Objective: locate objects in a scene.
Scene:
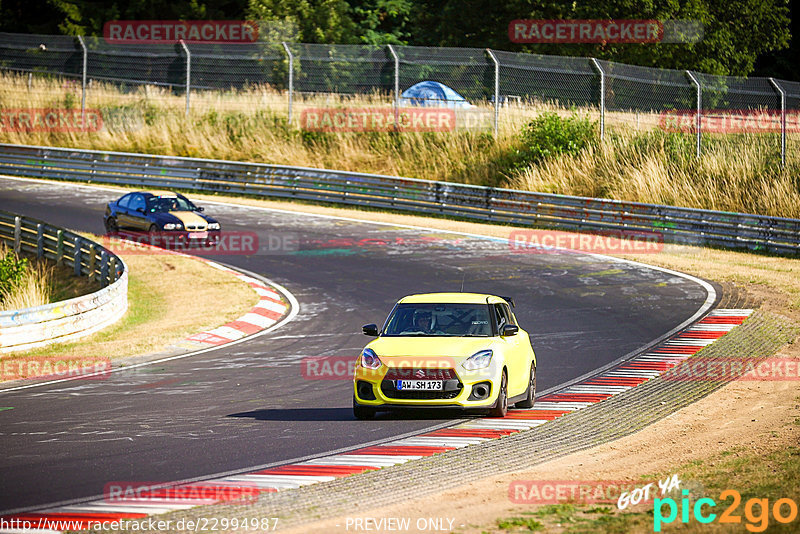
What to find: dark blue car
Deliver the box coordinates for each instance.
[104,190,221,246]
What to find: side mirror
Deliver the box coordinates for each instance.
[196,206,204,212]
[136,207,144,213]
[362,324,379,336]
[502,324,519,336]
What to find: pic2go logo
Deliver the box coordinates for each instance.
[654,490,798,532]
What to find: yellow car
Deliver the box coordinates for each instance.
[353,293,536,419]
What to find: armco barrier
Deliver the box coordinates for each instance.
[0,209,127,353]
[0,143,799,255]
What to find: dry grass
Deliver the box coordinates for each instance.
[509,129,800,218]
[0,247,259,373]
[1,72,797,216]
[0,245,52,310]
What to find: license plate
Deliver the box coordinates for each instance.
[189,231,208,239]
[396,380,443,391]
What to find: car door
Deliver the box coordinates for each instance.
[111,193,132,229]
[125,193,149,231]
[494,302,527,396]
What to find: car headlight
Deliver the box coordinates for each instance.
[360,348,382,370]
[207,222,221,230]
[163,223,183,230]
[461,349,493,370]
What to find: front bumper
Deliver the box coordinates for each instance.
[353,364,501,409]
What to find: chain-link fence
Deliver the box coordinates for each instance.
[0,31,797,164]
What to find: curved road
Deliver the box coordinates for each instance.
[0,177,713,513]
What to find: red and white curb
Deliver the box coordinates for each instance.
[0,309,752,531]
[177,259,289,348]
[110,239,291,350]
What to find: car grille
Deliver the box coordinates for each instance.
[185,224,206,231]
[381,368,461,400]
[383,368,456,380]
[380,383,461,400]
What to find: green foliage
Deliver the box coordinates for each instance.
[496,516,544,531]
[0,252,28,298]
[514,112,597,167]
[0,0,790,78]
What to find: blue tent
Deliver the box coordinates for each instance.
[399,81,474,109]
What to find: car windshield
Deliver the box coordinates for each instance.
[383,303,492,337]
[147,196,196,213]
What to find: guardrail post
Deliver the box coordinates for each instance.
[282,42,294,126]
[486,49,500,138]
[179,40,191,116]
[589,58,606,141]
[109,257,118,283]
[769,78,787,168]
[77,36,87,128]
[55,229,64,265]
[100,251,109,286]
[87,244,97,279]
[36,223,44,258]
[686,70,702,158]
[387,44,400,129]
[13,216,21,255]
[73,237,82,276]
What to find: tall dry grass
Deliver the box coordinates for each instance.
[507,128,800,217]
[0,244,53,311]
[1,72,797,217]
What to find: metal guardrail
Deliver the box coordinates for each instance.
[0,143,798,255]
[0,208,127,353]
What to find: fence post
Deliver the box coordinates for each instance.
[77,36,87,128]
[179,40,190,116]
[36,223,44,258]
[769,78,786,168]
[282,42,294,125]
[686,70,701,159]
[73,237,82,276]
[590,58,605,140]
[13,216,21,255]
[100,251,109,287]
[387,44,400,128]
[486,48,500,137]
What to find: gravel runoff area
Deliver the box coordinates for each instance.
[81,286,800,534]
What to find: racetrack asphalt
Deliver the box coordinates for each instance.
[0,177,713,513]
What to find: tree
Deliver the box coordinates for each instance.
[405,0,791,76]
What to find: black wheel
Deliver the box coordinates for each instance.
[148,224,159,234]
[489,371,508,417]
[516,365,536,408]
[104,216,118,233]
[353,397,376,420]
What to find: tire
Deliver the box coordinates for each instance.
[489,371,508,417]
[353,397,376,420]
[104,216,118,233]
[515,365,536,408]
[148,224,159,234]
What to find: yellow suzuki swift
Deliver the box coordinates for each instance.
[353,293,536,419]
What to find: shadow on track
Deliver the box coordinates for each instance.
[228,407,475,422]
